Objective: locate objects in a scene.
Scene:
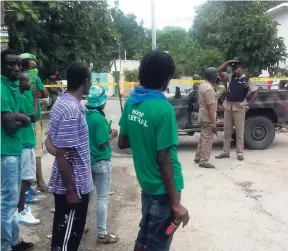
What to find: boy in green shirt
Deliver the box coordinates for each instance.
[1,49,35,251]
[85,86,119,244]
[118,50,189,251]
[21,54,49,193]
[17,73,40,225]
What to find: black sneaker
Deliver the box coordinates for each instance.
[199,163,215,169]
[237,155,244,161]
[11,240,35,251]
[215,153,230,159]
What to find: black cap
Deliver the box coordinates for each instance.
[231,61,242,68]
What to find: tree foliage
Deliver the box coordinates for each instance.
[191,1,287,75]
[123,69,138,82]
[4,0,287,79]
[5,1,142,77]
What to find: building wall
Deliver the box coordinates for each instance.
[273,9,288,68]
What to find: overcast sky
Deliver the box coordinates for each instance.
[108,0,206,30]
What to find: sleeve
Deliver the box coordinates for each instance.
[53,116,80,148]
[118,101,129,136]
[36,76,44,91]
[94,118,110,145]
[204,88,216,105]
[247,79,258,92]
[155,104,178,151]
[1,97,12,113]
[22,96,34,116]
[216,85,226,99]
[222,72,231,83]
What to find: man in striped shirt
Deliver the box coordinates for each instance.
[47,62,93,251]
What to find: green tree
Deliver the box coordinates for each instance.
[157,26,188,52]
[123,69,138,82]
[5,1,118,77]
[110,4,147,60]
[191,1,287,74]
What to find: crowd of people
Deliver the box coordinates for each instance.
[1,47,262,251]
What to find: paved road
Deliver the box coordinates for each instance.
[21,100,288,251]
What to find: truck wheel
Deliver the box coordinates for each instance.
[244,116,275,150]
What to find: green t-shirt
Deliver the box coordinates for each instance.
[119,98,184,195]
[19,94,36,148]
[23,76,44,121]
[85,109,111,166]
[1,75,23,155]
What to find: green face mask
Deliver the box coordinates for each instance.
[25,69,38,88]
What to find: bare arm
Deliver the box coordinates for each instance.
[208,104,216,125]
[39,87,49,99]
[218,60,239,73]
[158,149,179,206]
[158,148,190,226]
[1,112,31,135]
[118,134,130,149]
[45,135,57,156]
[56,148,76,193]
[248,90,258,106]
[29,89,39,123]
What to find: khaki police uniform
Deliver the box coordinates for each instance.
[195,81,217,164]
[222,73,257,156]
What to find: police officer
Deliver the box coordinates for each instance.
[215,60,258,161]
[194,67,218,169]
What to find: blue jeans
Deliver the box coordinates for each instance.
[136,192,181,251]
[91,160,111,237]
[1,155,21,251]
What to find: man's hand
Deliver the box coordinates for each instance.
[212,123,217,135]
[32,89,38,101]
[66,190,82,206]
[228,60,240,64]
[172,203,190,227]
[110,129,118,139]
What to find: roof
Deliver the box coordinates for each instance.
[267,2,288,15]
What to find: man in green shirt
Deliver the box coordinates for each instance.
[1,49,35,251]
[118,50,189,251]
[21,55,49,192]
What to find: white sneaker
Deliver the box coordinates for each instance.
[18,208,40,225]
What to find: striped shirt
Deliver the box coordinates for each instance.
[48,93,94,197]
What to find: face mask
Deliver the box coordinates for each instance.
[25,69,38,88]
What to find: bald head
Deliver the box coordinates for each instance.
[19,72,31,92]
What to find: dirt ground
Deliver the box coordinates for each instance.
[20,117,288,251]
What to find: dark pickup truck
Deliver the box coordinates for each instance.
[167,86,288,150]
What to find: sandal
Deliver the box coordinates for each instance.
[97,234,119,244]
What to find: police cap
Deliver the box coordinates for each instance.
[231,61,242,68]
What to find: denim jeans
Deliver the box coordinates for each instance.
[136,192,181,251]
[1,155,22,251]
[91,160,111,237]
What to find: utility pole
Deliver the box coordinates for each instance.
[151,0,156,50]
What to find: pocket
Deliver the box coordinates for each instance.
[1,156,20,178]
[3,156,18,165]
[93,160,111,174]
[150,195,172,220]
